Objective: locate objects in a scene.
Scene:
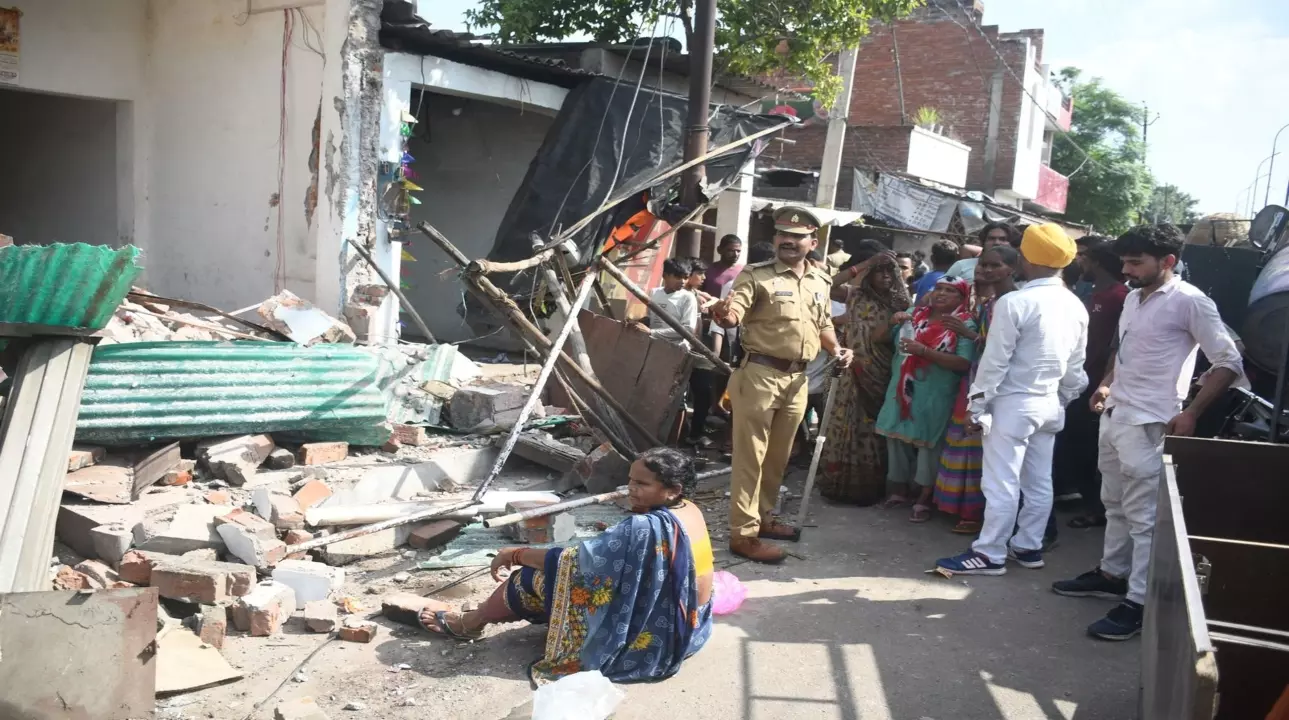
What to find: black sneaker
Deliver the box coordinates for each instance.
[1088,600,1144,641]
[1052,568,1127,599]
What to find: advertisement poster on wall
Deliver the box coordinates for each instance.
[0,7,19,85]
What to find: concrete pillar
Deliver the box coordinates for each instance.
[715,159,755,264]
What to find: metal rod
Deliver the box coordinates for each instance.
[345,237,437,344]
[596,256,733,374]
[418,221,664,447]
[284,499,479,554]
[796,364,840,530]
[473,270,599,502]
[484,487,628,528]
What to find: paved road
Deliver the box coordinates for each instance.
[615,480,1140,720]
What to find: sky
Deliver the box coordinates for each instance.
[420,0,1289,216]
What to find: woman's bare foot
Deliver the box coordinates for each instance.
[417,599,483,640]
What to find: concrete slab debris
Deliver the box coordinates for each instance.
[272,559,344,608]
[274,696,330,720]
[90,523,135,567]
[448,383,539,433]
[57,489,193,559]
[231,580,297,636]
[303,599,338,633]
[320,525,414,566]
[217,522,288,569]
[258,289,356,346]
[198,434,275,486]
[155,625,242,696]
[138,504,236,555]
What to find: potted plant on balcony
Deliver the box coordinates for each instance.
[914,106,942,134]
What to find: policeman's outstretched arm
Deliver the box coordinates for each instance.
[821,327,853,368]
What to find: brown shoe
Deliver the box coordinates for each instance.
[758,519,801,542]
[730,536,786,564]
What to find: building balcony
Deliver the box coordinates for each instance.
[1045,85,1073,132]
[1034,164,1069,214]
[904,125,972,188]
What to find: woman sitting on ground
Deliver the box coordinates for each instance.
[418,447,715,684]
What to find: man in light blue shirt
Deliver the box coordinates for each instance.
[912,239,959,301]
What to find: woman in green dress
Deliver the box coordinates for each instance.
[876,276,976,522]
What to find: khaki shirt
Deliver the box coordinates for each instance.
[725,260,834,362]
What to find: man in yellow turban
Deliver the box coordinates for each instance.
[935,222,1090,578]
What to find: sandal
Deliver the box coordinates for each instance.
[418,607,483,641]
[879,495,910,510]
[909,504,932,523]
[951,519,982,534]
[1068,515,1107,529]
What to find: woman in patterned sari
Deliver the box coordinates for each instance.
[418,447,714,684]
[933,245,1020,533]
[818,251,911,504]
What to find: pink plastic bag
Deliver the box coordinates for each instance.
[711,570,747,615]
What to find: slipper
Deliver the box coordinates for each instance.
[909,504,932,523]
[419,608,483,641]
[951,520,982,534]
[1068,515,1107,529]
[879,495,911,510]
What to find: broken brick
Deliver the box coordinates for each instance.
[291,479,332,512]
[502,500,575,544]
[159,469,192,486]
[297,442,348,466]
[214,507,278,542]
[118,549,167,585]
[391,424,431,447]
[303,599,337,633]
[67,445,106,472]
[74,559,119,587]
[265,447,296,470]
[217,522,288,569]
[338,617,377,643]
[283,529,314,545]
[52,565,94,590]
[407,519,462,550]
[380,439,401,453]
[381,593,433,627]
[197,604,228,649]
[198,434,275,486]
[232,581,296,636]
[150,556,256,604]
[205,490,231,505]
[269,495,305,530]
[90,523,135,567]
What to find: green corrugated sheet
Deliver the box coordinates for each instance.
[0,243,143,331]
[75,342,392,446]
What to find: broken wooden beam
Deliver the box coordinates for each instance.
[511,433,585,474]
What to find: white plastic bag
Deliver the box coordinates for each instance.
[531,671,625,720]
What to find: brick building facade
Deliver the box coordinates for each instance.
[763,1,1071,213]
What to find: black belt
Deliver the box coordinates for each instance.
[745,352,808,374]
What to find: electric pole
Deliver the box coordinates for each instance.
[1138,102,1159,224]
[814,48,859,250]
[677,0,717,258]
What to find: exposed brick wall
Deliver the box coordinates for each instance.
[764,5,1042,201]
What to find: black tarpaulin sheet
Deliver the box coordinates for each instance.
[485,76,787,294]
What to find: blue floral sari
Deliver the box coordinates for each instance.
[504,508,713,684]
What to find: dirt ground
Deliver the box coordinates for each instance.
[159,468,1139,720]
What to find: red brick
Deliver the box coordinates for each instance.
[407,519,462,550]
[283,529,314,545]
[150,557,257,604]
[118,550,166,586]
[291,480,333,512]
[380,439,401,453]
[269,495,305,530]
[67,445,106,472]
[303,599,337,633]
[52,565,92,590]
[74,559,118,587]
[338,618,377,643]
[231,581,296,637]
[391,424,431,447]
[297,442,347,466]
[205,490,231,505]
[197,605,228,649]
[214,507,278,541]
[160,470,192,486]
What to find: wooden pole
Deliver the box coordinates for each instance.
[346,237,437,344]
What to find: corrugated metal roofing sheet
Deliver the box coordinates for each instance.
[75,342,392,446]
[0,243,143,333]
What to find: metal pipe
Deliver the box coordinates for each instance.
[595,256,733,374]
[284,499,479,554]
[483,487,628,528]
[345,237,437,344]
[473,270,599,502]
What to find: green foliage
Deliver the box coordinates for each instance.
[1049,68,1151,235]
[465,0,924,107]
[1145,183,1201,225]
[913,106,941,128]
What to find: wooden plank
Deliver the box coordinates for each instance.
[512,433,584,474]
[130,441,182,500]
[1165,436,1289,545]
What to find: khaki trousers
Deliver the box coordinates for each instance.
[728,361,809,537]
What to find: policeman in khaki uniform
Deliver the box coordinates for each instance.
[711,207,853,563]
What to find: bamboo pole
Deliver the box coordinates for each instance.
[346,237,437,344]
[483,487,628,528]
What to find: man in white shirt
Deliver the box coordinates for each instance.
[935,224,1088,577]
[645,258,698,350]
[1053,224,1243,641]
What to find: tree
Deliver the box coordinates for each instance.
[1145,183,1200,225]
[465,0,923,106]
[1049,68,1151,235]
